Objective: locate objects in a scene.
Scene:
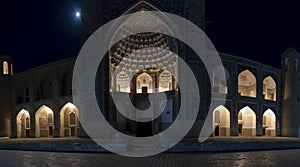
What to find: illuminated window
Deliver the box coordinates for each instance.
[47,112,53,124]
[2,61,9,75]
[69,112,76,126]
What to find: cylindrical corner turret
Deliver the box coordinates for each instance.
[0,54,13,137]
[281,47,300,137]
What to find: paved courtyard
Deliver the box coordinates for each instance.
[0,149,299,167]
[0,136,300,153]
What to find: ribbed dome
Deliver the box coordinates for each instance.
[109,11,177,74]
[110,32,176,72]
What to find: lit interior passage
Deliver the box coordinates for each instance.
[35,105,54,137]
[263,109,276,136]
[238,70,256,98]
[213,66,228,94]
[213,105,230,136]
[16,109,30,138]
[136,72,154,93]
[60,102,79,137]
[263,76,276,101]
[238,106,256,136]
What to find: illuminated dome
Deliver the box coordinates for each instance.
[109,10,178,93]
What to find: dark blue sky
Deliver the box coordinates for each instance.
[0,0,299,72]
[0,0,81,72]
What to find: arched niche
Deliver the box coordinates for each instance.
[238,70,257,98]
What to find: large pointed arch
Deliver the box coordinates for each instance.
[35,105,54,138]
[16,109,30,138]
[238,70,257,98]
[238,106,256,136]
[212,105,230,136]
[60,102,79,137]
[263,109,276,136]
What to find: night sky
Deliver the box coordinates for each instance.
[0,0,299,72]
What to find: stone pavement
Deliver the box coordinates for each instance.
[1,149,300,167]
[0,136,300,153]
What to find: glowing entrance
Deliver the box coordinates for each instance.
[263,109,276,136]
[238,106,256,136]
[35,105,54,138]
[212,105,230,136]
[16,109,30,138]
[60,102,79,137]
[136,72,154,93]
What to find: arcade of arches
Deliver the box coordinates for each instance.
[16,102,79,138]
[212,105,276,137]
[238,70,277,101]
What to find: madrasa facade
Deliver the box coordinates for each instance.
[0,0,299,139]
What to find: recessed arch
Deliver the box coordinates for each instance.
[35,105,54,138]
[213,66,229,94]
[212,105,230,136]
[238,106,256,136]
[263,109,276,136]
[136,72,154,93]
[263,76,276,101]
[116,71,130,93]
[238,70,257,98]
[16,109,30,138]
[159,70,173,92]
[59,102,79,137]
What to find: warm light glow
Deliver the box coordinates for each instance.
[238,70,257,98]
[238,106,256,136]
[16,109,30,138]
[35,105,54,137]
[263,76,276,101]
[3,61,9,75]
[263,109,276,136]
[59,102,79,137]
[213,105,230,136]
[136,72,154,93]
[116,71,130,93]
[159,70,172,92]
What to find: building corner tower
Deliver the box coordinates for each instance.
[0,54,13,137]
[281,47,300,137]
